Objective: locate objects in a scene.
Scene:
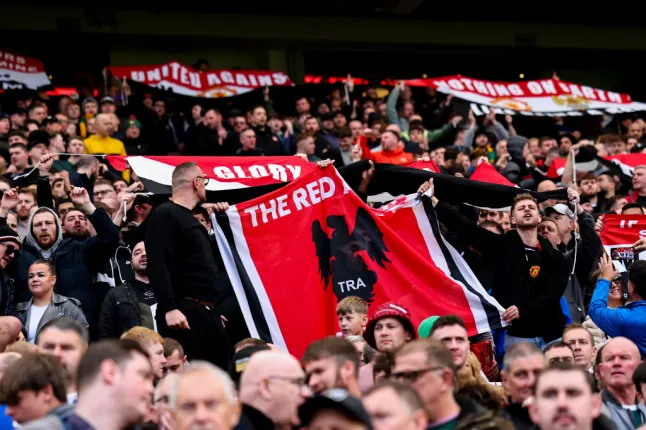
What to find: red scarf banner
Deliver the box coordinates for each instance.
[108,62,294,98]
[404,75,646,116]
[600,214,646,272]
[213,165,506,358]
[108,155,317,193]
[0,50,50,90]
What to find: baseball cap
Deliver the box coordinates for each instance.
[299,389,373,430]
[544,203,575,220]
[364,301,416,349]
[229,345,270,383]
[27,130,50,151]
[101,96,115,105]
[124,119,142,131]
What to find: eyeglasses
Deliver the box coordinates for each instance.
[194,175,210,186]
[267,375,308,390]
[390,366,445,383]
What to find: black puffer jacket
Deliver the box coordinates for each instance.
[98,282,155,339]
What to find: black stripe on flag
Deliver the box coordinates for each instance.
[422,197,504,331]
[215,213,274,344]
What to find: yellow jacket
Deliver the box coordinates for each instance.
[83,135,130,181]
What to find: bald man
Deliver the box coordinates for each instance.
[597,337,646,429]
[238,351,308,429]
[145,161,231,369]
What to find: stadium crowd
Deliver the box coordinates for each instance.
[0,74,643,430]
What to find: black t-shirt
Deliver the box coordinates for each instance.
[132,280,156,306]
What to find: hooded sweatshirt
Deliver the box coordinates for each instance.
[24,207,64,259]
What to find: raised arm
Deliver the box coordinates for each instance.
[418,179,502,255]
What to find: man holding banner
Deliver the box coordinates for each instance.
[423,179,570,350]
[145,161,231,369]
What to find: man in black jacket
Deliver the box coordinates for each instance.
[98,240,156,338]
[420,179,570,349]
[145,162,230,369]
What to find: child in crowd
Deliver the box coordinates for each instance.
[336,296,368,337]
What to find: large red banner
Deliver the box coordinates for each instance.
[108,62,294,98]
[0,50,50,90]
[215,166,505,357]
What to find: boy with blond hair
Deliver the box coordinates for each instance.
[121,326,167,380]
[336,296,369,337]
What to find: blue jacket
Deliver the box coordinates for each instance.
[589,278,646,357]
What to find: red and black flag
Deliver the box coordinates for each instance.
[212,165,506,358]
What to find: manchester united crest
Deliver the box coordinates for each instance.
[529,265,540,278]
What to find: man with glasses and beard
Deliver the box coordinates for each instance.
[302,337,361,397]
[145,162,231,369]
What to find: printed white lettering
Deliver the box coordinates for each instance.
[540,80,557,94]
[244,205,260,227]
[569,85,583,97]
[207,73,222,86]
[448,79,465,91]
[306,181,321,204]
[221,71,234,84]
[581,86,596,99]
[267,164,287,182]
[147,69,161,81]
[508,84,523,96]
[259,199,278,224]
[236,74,250,86]
[473,81,488,95]
[493,84,510,96]
[213,166,235,179]
[286,165,302,179]
[180,67,190,85]
[293,188,310,210]
[608,92,622,103]
[170,62,181,80]
[527,82,543,95]
[258,75,272,86]
[249,165,269,178]
[233,166,248,178]
[319,177,335,200]
[190,72,201,88]
[459,78,474,91]
[276,195,291,217]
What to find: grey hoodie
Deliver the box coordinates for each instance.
[24,207,64,259]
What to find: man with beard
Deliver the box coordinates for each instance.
[0,186,119,323]
[145,162,231,369]
[99,241,157,338]
[422,178,570,350]
[15,189,36,239]
[302,337,361,397]
[61,210,90,241]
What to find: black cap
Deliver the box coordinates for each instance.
[27,130,50,150]
[42,116,60,127]
[0,225,21,249]
[320,111,335,122]
[229,345,270,383]
[299,389,373,429]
